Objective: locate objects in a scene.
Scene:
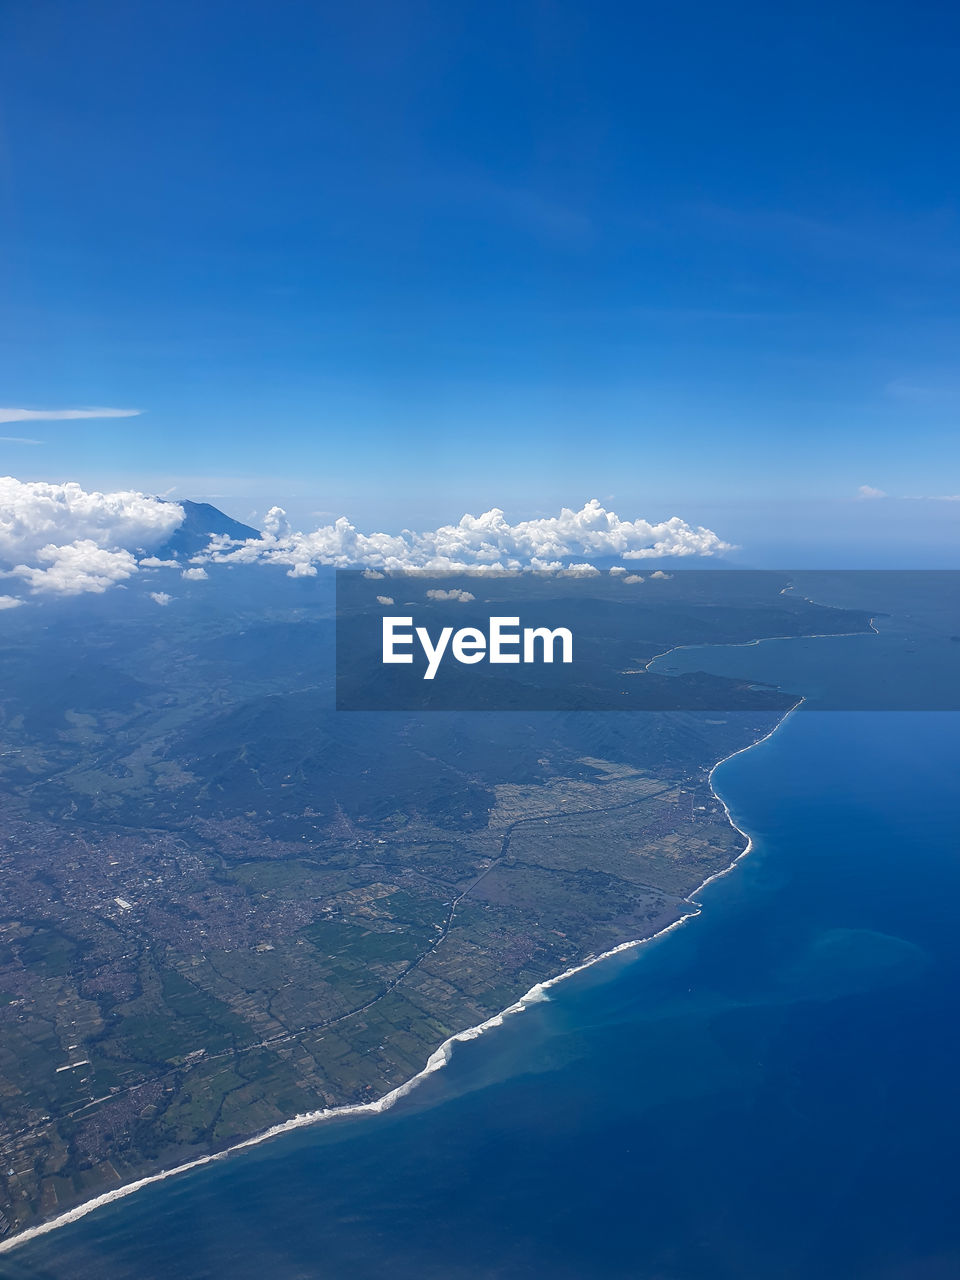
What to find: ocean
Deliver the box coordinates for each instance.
[4,702,959,1279]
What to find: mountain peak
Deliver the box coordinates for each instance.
[159,499,262,559]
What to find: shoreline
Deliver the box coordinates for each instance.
[0,703,800,1257]
[639,616,879,675]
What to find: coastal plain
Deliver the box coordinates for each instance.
[0,570,872,1237]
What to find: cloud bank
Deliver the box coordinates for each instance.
[0,477,184,597]
[0,478,183,565]
[0,481,730,600]
[202,499,731,576]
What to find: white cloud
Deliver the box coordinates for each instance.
[650,570,672,580]
[0,594,23,609]
[376,594,395,605]
[623,574,645,584]
[263,506,290,538]
[0,477,183,565]
[426,587,476,601]
[857,485,887,500]
[0,477,185,596]
[12,541,138,595]
[149,591,173,606]
[202,500,731,575]
[0,485,733,598]
[608,566,627,575]
[0,436,44,445]
[0,408,141,423]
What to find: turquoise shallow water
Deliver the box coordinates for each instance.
[5,706,959,1279]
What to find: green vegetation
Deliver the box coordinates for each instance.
[0,571,874,1237]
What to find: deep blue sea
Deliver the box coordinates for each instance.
[5,704,959,1280]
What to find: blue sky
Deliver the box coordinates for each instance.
[1,0,958,559]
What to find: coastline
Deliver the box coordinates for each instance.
[0,702,800,1257]
[640,616,879,674]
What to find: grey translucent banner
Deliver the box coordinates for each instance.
[335,569,960,711]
